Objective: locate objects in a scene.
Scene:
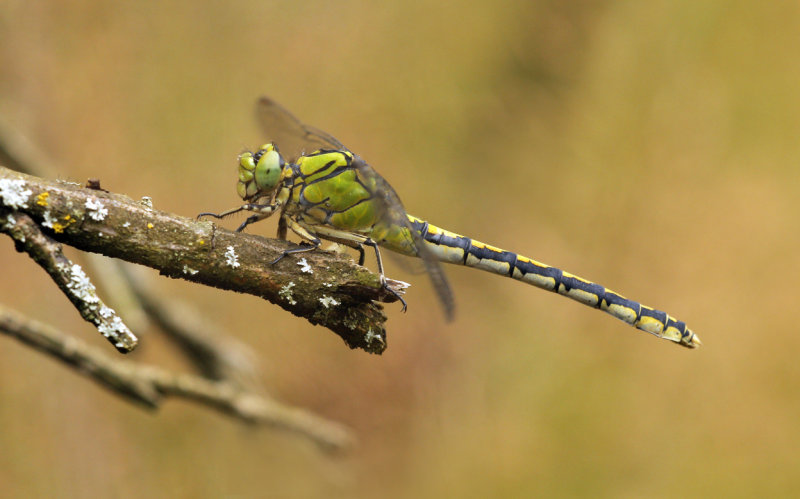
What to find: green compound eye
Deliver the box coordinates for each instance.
[254,146,283,191]
[235,145,284,200]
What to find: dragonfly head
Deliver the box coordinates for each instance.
[236,143,285,200]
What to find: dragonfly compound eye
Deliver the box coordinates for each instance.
[235,144,284,199]
[254,145,283,191]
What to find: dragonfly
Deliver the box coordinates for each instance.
[199,97,701,349]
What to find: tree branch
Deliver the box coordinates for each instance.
[0,304,354,451]
[116,260,262,385]
[0,166,392,354]
[0,211,138,352]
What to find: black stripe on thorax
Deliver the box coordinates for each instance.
[322,196,372,223]
[302,163,354,186]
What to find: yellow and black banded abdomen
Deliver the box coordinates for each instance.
[407,216,700,348]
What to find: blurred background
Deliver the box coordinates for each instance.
[1,0,798,496]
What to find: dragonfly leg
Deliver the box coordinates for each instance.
[197,205,246,220]
[271,216,322,264]
[293,225,366,265]
[198,202,280,232]
[356,245,366,266]
[277,216,288,240]
[270,243,318,265]
[236,213,269,232]
[301,224,407,311]
[320,238,366,265]
[363,238,407,312]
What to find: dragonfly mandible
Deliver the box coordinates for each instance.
[198,97,700,349]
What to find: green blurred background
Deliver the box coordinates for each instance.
[2,0,799,497]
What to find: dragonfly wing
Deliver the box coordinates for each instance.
[352,156,456,321]
[256,96,345,162]
[257,96,455,320]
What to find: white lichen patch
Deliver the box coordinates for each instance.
[297,258,313,274]
[91,301,136,350]
[182,264,199,275]
[0,178,32,208]
[41,210,57,229]
[97,315,127,340]
[2,214,20,240]
[364,328,384,347]
[319,295,340,308]
[64,263,99,303]
[98,305,115,318]
[85,197,108,221]
[139,196,153,209]
[224,246,240,268]
[279,282,297,305]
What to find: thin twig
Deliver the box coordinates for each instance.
[0,166,392,353]
[117,260,262,386]
[0,304,355,451]
[0,210,138,352]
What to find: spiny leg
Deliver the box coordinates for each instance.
[304,224,407,311]
[318,235,366,265]
[198,202,280,232]
[197,205,247,220]
[285,220,367,265]
[236,213,269,232]
[269,242,319,265]
[271,216,323,265]
[363,238,407,312]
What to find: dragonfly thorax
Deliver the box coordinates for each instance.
[236,143,286,200]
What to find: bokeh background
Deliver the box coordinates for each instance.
[1,0,799,497]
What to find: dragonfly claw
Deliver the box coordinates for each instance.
[382,277,410,312]
[196,211,222,220]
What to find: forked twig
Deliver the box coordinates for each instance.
[0,210,138,352]
[0,305,354,451]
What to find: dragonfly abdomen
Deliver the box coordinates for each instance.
[407,215,700,348]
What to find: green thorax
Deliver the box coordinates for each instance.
[285,149,416,255]
[287,153,365,224]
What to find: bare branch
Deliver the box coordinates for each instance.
[0,121,266,379]
[0,166,392,354]
[117,260,262,386]
[0,211,138,352]
[0,304,355,452]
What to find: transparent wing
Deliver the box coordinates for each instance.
[256,96,345,162]
[352,157,455,321]
[256,96,454,320]
[387,251,429,276]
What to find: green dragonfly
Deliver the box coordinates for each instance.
[199,97,700,349]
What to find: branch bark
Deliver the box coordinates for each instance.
[0,166,392,354]
[0,304,354,451]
